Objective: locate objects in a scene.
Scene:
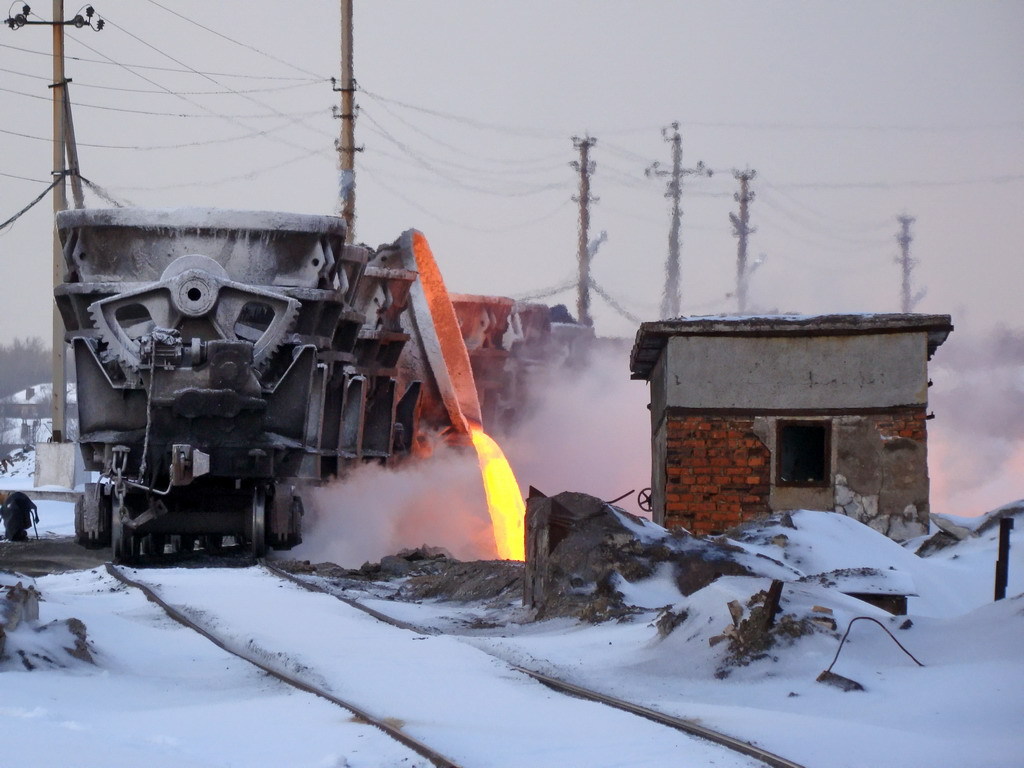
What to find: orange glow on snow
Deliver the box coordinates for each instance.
[469,425,526,561]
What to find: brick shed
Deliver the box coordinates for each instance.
[629,314,953,540]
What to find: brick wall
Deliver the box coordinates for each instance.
[872,407,927,442]
[663,414,771,534]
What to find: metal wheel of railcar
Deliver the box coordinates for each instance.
[251,485,267,559]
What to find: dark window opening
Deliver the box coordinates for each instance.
[777,422,830,486]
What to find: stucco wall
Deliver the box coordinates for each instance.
[661,332,929,410]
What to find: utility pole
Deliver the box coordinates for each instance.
[334,0,357,243]
[571,135,597,327]
[896,214,923,313]
[646,122,711,319]
[5,2,103,442]
[729,169,756,314]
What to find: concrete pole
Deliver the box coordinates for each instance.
[897,215,915,313]
[50,0,67,442]
[572,136,596,327]
[338,0,356,243]
[730,169,756,314]
[662,128,682,319]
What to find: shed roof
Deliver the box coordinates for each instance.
[629,313,953,380]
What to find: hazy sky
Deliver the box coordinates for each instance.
[1,1,1021,513]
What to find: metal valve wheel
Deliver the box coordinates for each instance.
[637,487,653,512]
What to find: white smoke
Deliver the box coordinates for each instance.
[287,337,652,567]
[290,443,496,567]
[928,324,1024,516]
[501,340,652,518]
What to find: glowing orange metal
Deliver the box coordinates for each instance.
[469,425,526,561]
[404,231,525,560]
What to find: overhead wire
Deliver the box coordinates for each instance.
[64,25,328,157]
[0,121,311,151]
[589,278,645,324]
[767,174,1024,190]
[0,40,321,80]
[361,161,574,234]
[115,146,333,191]
[360,108,569,197]
[0,84,325,119]
[0,170,51,184]
[141,0,326,80]
[358,94,570,173]
[760,183,893,232]
[0,62,324,94]
[756,193,895,247]
[92,16,330,139]
[1,175,63,233]
[510,278,577,302]
[359,86,566,140]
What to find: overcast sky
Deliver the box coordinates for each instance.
[1,1,1021,513]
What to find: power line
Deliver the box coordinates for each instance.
[768,174,1024,190]
[361,162,573,234]
[0,84,325,119]
[0,121,318,151]
[760,183,892,232]
[0,63,325,94]
[0,169,50,183]
[0,175,63,233]
[357,93,569,173]
[142,0,325,80]
[113,146,333,191]
[68,27,330,154]
[756,193,895,247]
[511,278,577,302]
[358,86,566,139]
[589,278,644,325]
[0,40,320,80]
[360,109,569,197]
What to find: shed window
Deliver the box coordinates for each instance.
[777,421,830,486]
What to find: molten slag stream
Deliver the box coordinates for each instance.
[468,426,526,561]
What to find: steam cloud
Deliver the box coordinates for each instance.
[291,443,496,567]
[288,323,1022,567]
[928,325,1024,516]
[288,340,652,567]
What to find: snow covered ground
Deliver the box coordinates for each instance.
[2,497,1022,767]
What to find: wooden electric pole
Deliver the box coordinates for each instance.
[730,169,756,314]
[571,135,597,327]
[50,0,68,441]
[5,2,102,442]
[335,0,357,243]
[646,122,711,319]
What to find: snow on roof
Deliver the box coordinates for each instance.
[630,312,954,379]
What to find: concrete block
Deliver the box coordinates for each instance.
[34,442,77,489]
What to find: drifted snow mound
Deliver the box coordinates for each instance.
[528,495,1023,622]
[525,492,786,621]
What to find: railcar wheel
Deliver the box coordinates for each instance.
[251,485,267,559]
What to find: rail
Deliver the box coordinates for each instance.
[262,561,806,768]
[104,563,463,768]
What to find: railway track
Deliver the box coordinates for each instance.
[105,561,805,767]
[262,562,806,768]
[105,563,461,768]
